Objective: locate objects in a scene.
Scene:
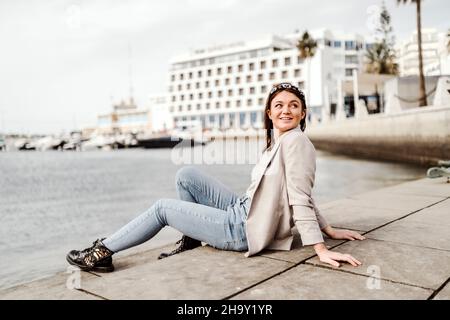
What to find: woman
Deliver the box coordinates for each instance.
[66,82,365,272]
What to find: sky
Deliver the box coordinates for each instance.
[0,0,449,135]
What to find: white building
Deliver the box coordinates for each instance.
[397,28,450,76]
[149,94,172,133]
[97,98,152,135]
[167,29,371,131]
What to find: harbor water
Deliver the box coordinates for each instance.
[0,146,425,290]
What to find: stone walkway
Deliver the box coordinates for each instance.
[1,177,449,300]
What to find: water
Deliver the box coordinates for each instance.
[0,147,425,290]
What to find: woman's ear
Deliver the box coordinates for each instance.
[266,109,272,120]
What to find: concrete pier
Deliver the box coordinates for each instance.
[1,177,449,300]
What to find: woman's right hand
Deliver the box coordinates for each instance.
[313,243,362,268]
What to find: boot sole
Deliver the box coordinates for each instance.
[66,255,115,273]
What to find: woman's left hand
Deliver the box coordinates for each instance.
[324,226,366,241]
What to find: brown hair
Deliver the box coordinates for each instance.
[263,83,307,151]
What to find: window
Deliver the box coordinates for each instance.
[215,79,220,86]
[345,55,358,64]
[269,72,275,80]
[333,41,341,48]
[249,62,255,71]
[187,104,192,111]
[186,83,191,90]
[261,85,267,93]
[284,57,291,66]
[198,70,202,77]
[240,112,246,126]
[179,73,184,80]
[238,88,244,95]
[180,94,184,101]
[272,59,278,67]
[215,102,220,109]
[205,81,209,88]
[227,66,233,73]
[217,67,222,75]
[249,87,255,94]
[345,68,354,76]
[297,56,303,64]
[208,91,212,98]
[246,75,252,83]
[281,70,288,78]
[172,95,176,102]
[235,76,241,84]
[294,69,301,77]
[251,112,257,125]
[236,100,241,107]
[298,81,305,89]
[225,78,230,85]
[196,104,201,110]
[189,94,194,100]
[206,102,210,109]
[171,74,175,81]
[178,105,182,112]
[247,99,252,106]
[207,69,212,76]
[238,64,243,72]
[226,101,230,108]
[188,72,193,79]
[258,98,264,105]
[260,61,266,69]
[178,84,182,90]
[218,90,223,98]
[196,82,200,89]
[345,41,355,50]
[198,93,203,99]
[228,89,233,96]
[257,74,263,81]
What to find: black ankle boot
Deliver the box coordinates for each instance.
[158,235,201,260]
[66,238,115,272]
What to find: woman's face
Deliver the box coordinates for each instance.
[267,90,305,133]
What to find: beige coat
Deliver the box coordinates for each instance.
[245,126,328,257]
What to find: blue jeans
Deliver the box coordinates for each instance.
[103,166,249,253]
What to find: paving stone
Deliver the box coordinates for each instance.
[402,199,450,226]
[319,199,407,231]
[231,264,431,300]
[366,219,450,252]
[259,231,344,263]
[306,238,450,290]
[348,191,441,211]
[80,246,293,300]
[433,282,450,300]
[0,272,100,300]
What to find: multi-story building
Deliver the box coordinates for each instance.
[397,28,450,76]
[167,29,371,131]
[97,98,152,134]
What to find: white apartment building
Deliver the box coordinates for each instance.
[167,30,371,131]
[398,28,450,76]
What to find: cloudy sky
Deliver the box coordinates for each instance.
[0,0,448,134]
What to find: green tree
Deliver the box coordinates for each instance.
[365,3,399,75]
[296,31,317,106]
[397,0,427,106]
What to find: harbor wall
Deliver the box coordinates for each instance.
[307,105,450,166]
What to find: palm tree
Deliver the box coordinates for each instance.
[397,0,427,106]
[365,3,399,75]
[296,31,317,107]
